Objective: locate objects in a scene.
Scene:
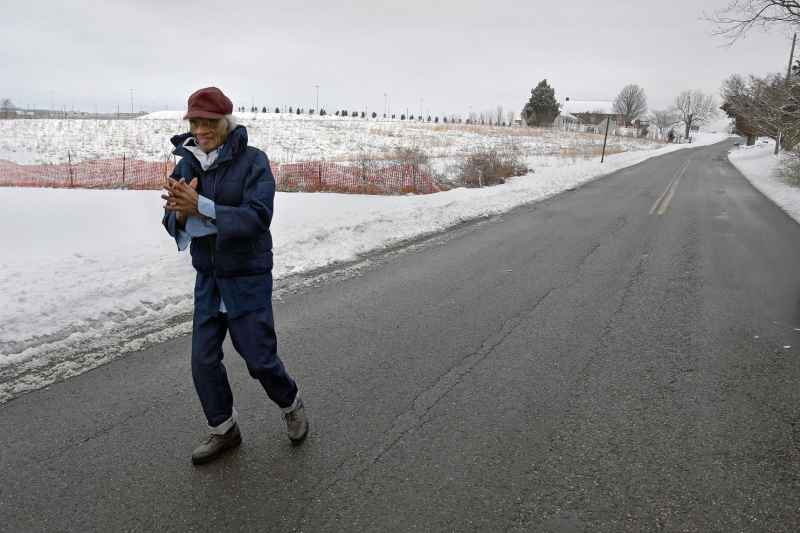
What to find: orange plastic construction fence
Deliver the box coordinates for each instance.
[0,157,443,195]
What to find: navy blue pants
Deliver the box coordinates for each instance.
[191,306,298,427]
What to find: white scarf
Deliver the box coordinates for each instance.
[182,137,221,171]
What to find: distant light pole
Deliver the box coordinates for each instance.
[384,93,387,116]
[130,88,134,114]
[314,84,320,112]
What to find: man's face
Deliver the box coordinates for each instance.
[189,118,227,153]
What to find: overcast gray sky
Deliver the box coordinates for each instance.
[0,0,793,116]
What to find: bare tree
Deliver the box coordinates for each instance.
[709,1,800,42]
[651,109,679,138]
[1,98,15,119]
[495,105,504,126]
[506,110,516,127]
[613,84,648,125]
[722,73,800,151]
[674,90,718,139]
[721,74,761,145]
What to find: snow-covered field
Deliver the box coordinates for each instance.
[728,139,800,221]
[0,130,729,402]
[0,112,666,166]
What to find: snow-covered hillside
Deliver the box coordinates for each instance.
[0,113,668,167]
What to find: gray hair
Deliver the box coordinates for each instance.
[224,114,238,132]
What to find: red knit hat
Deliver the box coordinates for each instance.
[183,87,233,119]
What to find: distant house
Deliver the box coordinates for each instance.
[560,99,623,132]
[553,111,578,129]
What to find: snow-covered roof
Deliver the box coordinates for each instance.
[562,100,615,115]
[138,110,184,120]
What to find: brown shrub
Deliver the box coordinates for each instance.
[782,151,800,187]
[457,144,528,187]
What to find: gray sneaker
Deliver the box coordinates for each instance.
[191,423,242,465]
[283,397,309,444]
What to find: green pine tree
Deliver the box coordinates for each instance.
[522,79,560,126]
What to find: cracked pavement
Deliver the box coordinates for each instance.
[2,140,800,532]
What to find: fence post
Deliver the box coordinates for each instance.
[68,150,74,188]
[164,153,169,187]
[122,153,126,187]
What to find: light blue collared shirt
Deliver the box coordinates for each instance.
[177,195,228,313]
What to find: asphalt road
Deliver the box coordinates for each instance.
[2,140,800,532]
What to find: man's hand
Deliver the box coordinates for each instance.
[162,177,200,223]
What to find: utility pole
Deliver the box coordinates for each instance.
[601,117,611,163]
[777,33,797,155]
[384,93,387,117]
[130,88,134,114]
[314,84,319,112]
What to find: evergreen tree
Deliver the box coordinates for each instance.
[289,106,293,113]
[372,111,377,118]
[296,108,301,115]
[522,79,560,126]
[275,107,280,113]
[262,106,267,113]
[401,114,406,120]
[434,117,439,123]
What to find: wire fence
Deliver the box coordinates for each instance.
[0,156,444,195]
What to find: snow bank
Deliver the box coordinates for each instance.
[728,139,800,222]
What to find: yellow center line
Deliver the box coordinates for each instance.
[650,159,691,216]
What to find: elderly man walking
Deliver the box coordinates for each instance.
[162,86,308,465]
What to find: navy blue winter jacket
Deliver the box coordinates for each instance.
[162,125,276,318]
